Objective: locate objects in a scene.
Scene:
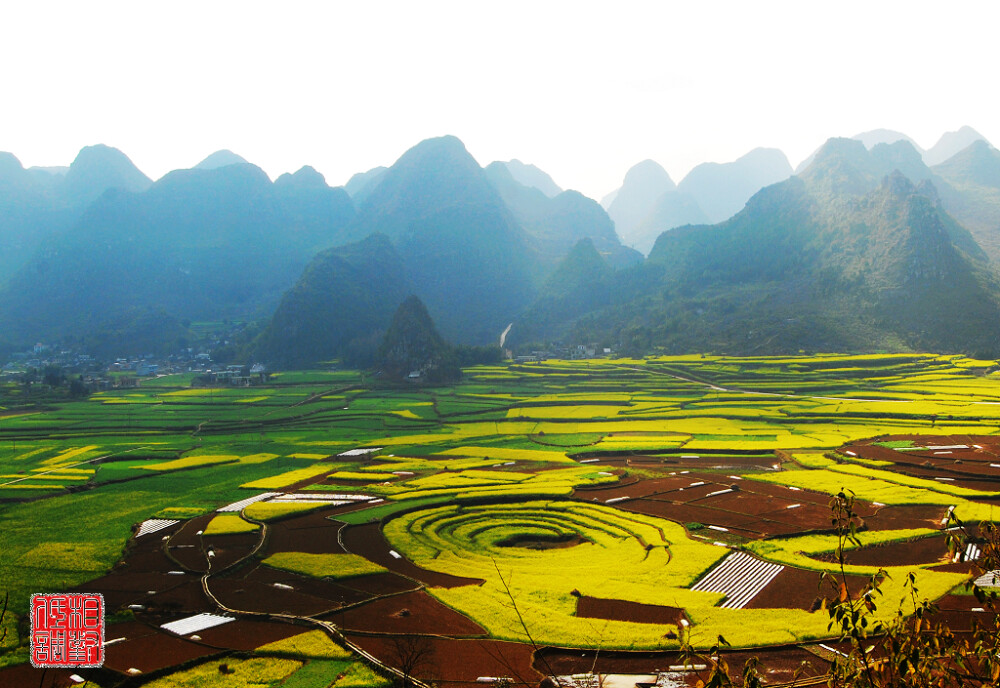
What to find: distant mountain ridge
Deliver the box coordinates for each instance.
[5,130,1000,363]
[498,159,562,197]
[0,159,356,351]
[604,150,792,255]
[677,147,793,224]
[255,137,640,366]
[0,144,152,285]
[515,137,1000,357]
[194,149,250,170]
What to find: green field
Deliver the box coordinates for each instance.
[2,353,1000,680]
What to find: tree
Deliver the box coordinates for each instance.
[387,634,435,688]
[670,491,1000,688]
[820,491,1000,687]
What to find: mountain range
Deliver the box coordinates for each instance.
[2,127,1000,364]
[605,149,793,255]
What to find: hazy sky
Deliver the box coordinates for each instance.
[3,0,998,199]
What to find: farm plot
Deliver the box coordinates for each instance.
[380,500,924,648]
[5,355,1000,683]
[690,551,785,608]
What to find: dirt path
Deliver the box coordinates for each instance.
[193,508,433,688]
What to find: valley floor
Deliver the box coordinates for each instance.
[1,354,999,687]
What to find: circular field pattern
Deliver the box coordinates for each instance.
[383,501,970,649]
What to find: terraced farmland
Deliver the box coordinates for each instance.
[2,354,1000,687]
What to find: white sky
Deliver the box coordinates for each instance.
[2,0,998,200]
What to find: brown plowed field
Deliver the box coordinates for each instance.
[689,490,798,516]
[650,482,728,503]
[584,472,877,537]
[119,547,182,573]
[932,609,995,632]
[575,596,687,626]
[139,579,209,614]
[263,511,348,554]
[193,618,307,650]
[742,567,872,611]
[239,563,378,607]
[935,593,991,611]
[863,505,949,530]
[619,499,842,539]
[728,481,840,508]
[169,513,215,546]
[69,571,192,610]
[845,436,1000,489]
[103,623,219,674]
[338,571,422,596]
[722,647,832,683]
[930,560,981,574]
[341,523,483,588]
[620,500,754,530]
[327,590,486,635]
[208,577,340,616]
[166,542,208,572]
[533,645,827,683]
[347,634,540,687]
[202,532,259,570]
[573,475,699,501]
[837,535,951,567]
[534,647,684,675]
[0,663,95,687]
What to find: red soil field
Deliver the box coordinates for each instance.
[121,546,187,574]
[742,567,872,611]
[534,645,831,684]
[102,622,220,675]
[337,571,421,596]
[863,505,950,530]
[834,535,951,567]
[261,511,349,555]
[689,490,800,516]
[534,647,685,675]
[326,590,486,635]
[201,532,260,570]
[575,596,687,626]
[192,618,307,651]
[238,563,378,607]
[624,500,754,529]
[138,579,210,614]
[574,475,707,501]
[207,577,340,617]
[169,513,215,546]
[0,664,98,688]
[68,571,193,611]
[347,634,541,687]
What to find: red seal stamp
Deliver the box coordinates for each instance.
[30,593,104,668]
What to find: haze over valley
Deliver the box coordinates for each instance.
[3,125,1000,368]
[5,5,1000,688]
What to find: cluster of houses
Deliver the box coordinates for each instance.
[512,344,615,363]
[1,343,268,391]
